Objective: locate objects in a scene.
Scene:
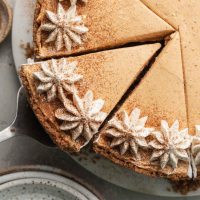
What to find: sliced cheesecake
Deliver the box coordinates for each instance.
[33,0,173,59]
[20,43,161,152]
[94,33,191,180]
[140,0,200,179]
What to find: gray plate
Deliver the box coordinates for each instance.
[0,170,100,200]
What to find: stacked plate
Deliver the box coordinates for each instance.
[0,169,100,200]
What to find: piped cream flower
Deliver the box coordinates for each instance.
[192,125,200,166]
[33,59,82,102]
[41,3,88,51]
[55,90,107,147]
[105,108,153,159]
[149,120,191,169]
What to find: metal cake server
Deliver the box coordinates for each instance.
[0,86,55,147]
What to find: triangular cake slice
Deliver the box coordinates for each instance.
[140,0,181,29]
[33,0,174,59]
[140,0,200,132]
[179,8,200,178]
[94,33,192,180]
[140,0,200,179]
[20,43,161,152]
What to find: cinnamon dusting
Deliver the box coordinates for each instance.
[20,42,34,59]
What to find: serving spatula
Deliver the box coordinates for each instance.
[0,86,55,147]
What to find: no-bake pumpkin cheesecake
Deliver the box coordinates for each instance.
[20,44,160,152]
[20,0,200,180]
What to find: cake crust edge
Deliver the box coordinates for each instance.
[93,141,190,181]
[19,66,83,153]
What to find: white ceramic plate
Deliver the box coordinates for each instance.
[12,0,200,197]
[12,0,35,70]
[69,146,200,197]
[0,170,100,200]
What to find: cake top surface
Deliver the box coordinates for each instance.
[34,0,173,58]
[21,44,160,151]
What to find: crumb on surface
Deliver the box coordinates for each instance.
[170,179,200,195]
[20,42,34,59]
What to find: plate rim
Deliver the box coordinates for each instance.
[0,165,101,200]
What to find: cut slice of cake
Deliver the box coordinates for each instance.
[176,1,200,135]
[179,3,200,179]
[140,0,181,29]
[33,0,174,59]
[20,43,161,152]
[139,0,200,179]
[94,33,192,180]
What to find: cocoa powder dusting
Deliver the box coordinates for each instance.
[20,42,34,59]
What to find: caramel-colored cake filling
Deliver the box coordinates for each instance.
[33,0,173,59]
[20,44,160,152]
[94,33,190,180]
[141,0,200,134]
[137,0,200,179]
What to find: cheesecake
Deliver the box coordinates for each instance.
[94,33,190,180]
[21,0,200,180]
[139,0,200,179]
[20,44,160,152]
